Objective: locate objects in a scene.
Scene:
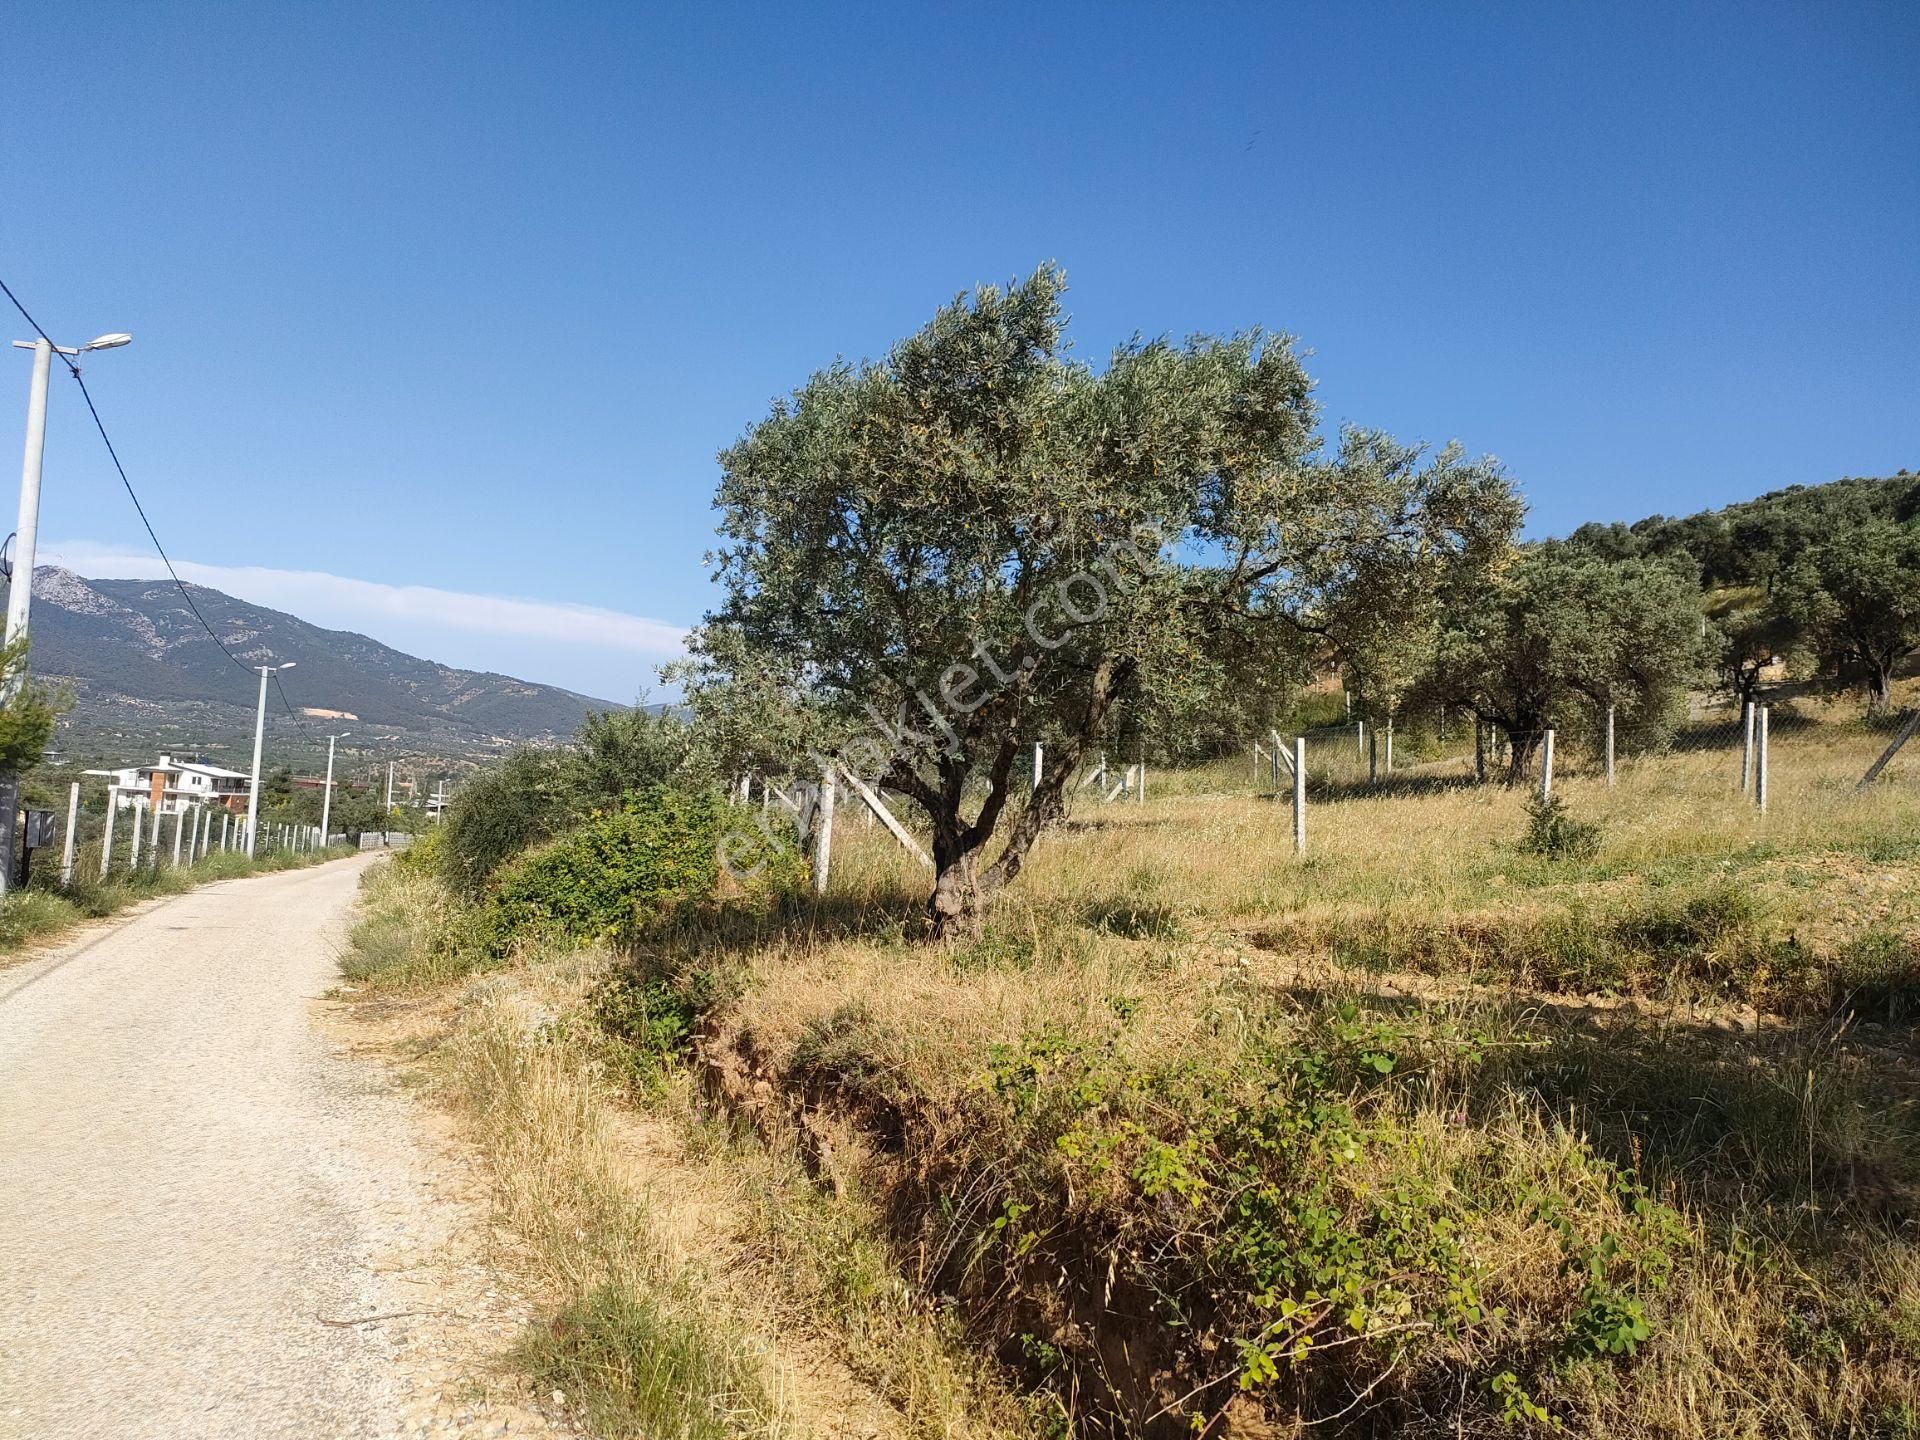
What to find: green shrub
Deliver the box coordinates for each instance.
[394,822,446,877]
[964,1002,1690,1429]
[1522,791,1603,860]
[589,954,738,1090]
[481,787,797,955]
[440,748,567,894]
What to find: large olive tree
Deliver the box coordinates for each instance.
[681,268,1519,931]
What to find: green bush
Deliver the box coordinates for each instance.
[440,748,567,895]
[1522,790,1603,860]
[438,707,695,896]
[480,787,797,955]
[589,953,740,1090]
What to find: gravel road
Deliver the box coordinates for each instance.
[0,856,560,1440]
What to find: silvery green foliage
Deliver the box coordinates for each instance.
[681,266,1521,928]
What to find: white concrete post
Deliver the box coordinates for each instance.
[320,734,341,848]
[1356,719,1365,760]
[1605,705,1616,787]
[812,765,835,896]
[59,781,80,886]
[129,803,143,870]
[220,812,231,852]
[1740,700,1755,793]
[148,803,163,871]
[171,807,185,867]
[1032,742,1043,793]
[245,666,270,857]
[1292,736,1306,855]
[100,795,118,880]
[1755,706,1769,813]
[1540,728,1556,800]
[1384,719,1394,774]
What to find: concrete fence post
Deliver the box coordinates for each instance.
[60,781,80,886]
[148,804,163,872]
[220,812,231,852]
[1384,718,1394,774]
[1292,736,1307,855]
[812,765,835,896]
[1356,719,1365,762]
[129,804,143,870]
[100,797,118,880]
[171,807,185,868]
[1755,706,1770,814]
[1740,700,1755,793]
[1540,728,1556,800]
[1032,742,1043,793]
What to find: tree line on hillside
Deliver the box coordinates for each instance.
[1568,472,1920,713]
[404,269,1918,934]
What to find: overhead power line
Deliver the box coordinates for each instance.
[1,274,278,689]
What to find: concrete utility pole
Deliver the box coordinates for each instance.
[244,661,295,857]
[0,330,130,893]
[320,732,350,848]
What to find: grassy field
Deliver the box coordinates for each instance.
[346,694,1920,1438]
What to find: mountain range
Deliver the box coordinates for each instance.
[11,567,625,768]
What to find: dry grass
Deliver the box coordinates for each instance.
[348,692,1920,1437]
[349,861,1034,1440]
[702,698,1920,1436]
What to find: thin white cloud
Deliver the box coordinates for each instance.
[41,540,689,660]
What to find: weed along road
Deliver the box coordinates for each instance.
[0,855,554,1440]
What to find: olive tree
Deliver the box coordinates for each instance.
[1422,547,1710,782]
[681,268,1520,932]
[1774,520,1920,714]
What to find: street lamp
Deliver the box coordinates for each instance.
[320,731,350,850]
[244,661,294,858]
[2,330,133,893]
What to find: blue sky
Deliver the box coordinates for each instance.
[6,2,1916,703]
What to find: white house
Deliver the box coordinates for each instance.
[86,755,253,816]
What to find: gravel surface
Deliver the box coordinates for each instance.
[0,857,566,1440]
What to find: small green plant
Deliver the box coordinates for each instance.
[1522,791,1602,860]
[589,957,731,1089]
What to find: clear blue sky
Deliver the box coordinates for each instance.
[6,2,1916,702]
